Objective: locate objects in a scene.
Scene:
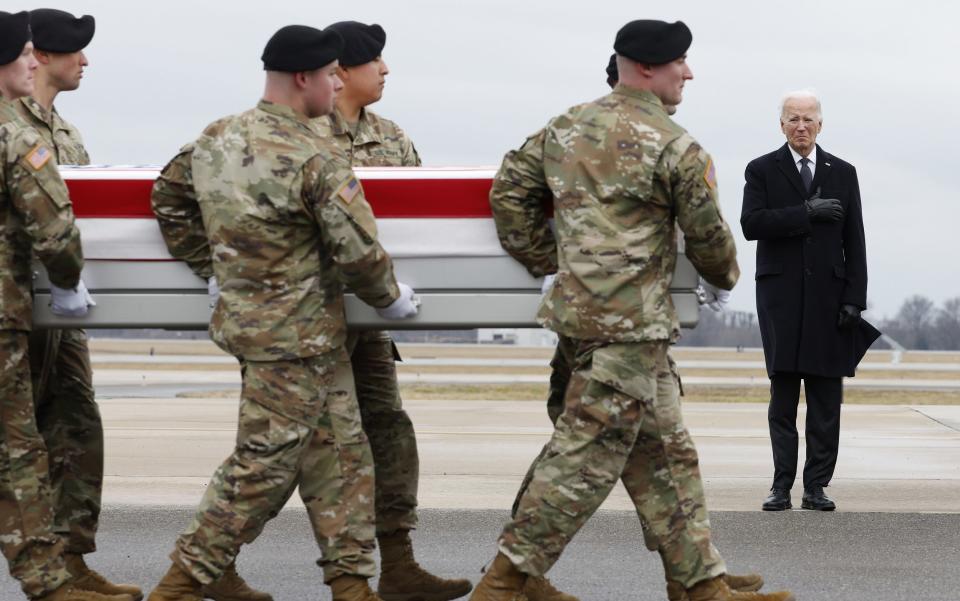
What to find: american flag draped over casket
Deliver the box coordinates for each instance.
[32,167,700,330]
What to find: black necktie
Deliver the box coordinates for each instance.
[799,158,813,194]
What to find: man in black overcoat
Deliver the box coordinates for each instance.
[741,90,880,512]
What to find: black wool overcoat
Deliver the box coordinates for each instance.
[741,143,877,378]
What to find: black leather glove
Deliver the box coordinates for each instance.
[837,304,861,329]
[805,188,844,223]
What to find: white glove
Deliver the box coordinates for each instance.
[207,276,220,309]
[540,273,556,296]
[49,279,96,317]
[698,280,731,312]
[377,282,420,320]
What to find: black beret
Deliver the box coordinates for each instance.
[0,11,31,67]
[30,9,95,53]
[606,53,618,88]
[262,24,343,72]
[328,21,385,67]
[614,20,692,65]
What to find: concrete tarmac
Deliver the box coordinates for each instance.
[1,507,957,601]
[2,355,960,598]
[90,363,960,391]
[95,397,960,512]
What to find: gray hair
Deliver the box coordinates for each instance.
[779,89,822,119]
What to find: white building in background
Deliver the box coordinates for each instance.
[477,328,558,346]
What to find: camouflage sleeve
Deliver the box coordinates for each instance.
[489,127,558,277]
[303,153,400,308]
[151,144,213,279]
[667,136,739,290]
[396,125,421,167]
[6,130,83,289]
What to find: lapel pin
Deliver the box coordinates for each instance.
[825,162,831,166]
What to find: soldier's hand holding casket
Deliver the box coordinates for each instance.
[540,273,556,296]
[207,276,220,309]
[50,279,96,317]
[377,282,420,319]
[699,279,731,312]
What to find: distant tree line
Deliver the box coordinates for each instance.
[677,310,763,348]
[877,295,960,350]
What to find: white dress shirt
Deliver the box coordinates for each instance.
[788,145,817,178]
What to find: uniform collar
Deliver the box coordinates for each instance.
[329,107,383,145]
[611,85,667,112]
[18,96,59,130]
[256,99,314,130]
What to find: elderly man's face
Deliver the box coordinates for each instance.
[780,97,821,156]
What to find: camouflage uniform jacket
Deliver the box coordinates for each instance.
[0,97,84,331]
[489,85,739,343]
[14,96,91,166]
[151,100,401,362]
[313,107,420,167]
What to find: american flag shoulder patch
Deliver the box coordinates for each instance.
[703,158,717,190]
[336,176,361,204]
[25,144,53,171]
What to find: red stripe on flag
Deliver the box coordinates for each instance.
[65,176,503,218]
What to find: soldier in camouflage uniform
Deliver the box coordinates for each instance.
[473,21,795,601]
[0,12,125,601]
[11,11,142,600]
[508,56,763,601]
[146,25,419,601]
[312,21,472,601]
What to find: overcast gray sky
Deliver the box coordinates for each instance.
[11,0,958,320]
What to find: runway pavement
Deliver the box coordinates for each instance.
[2,342,958,598]
[1,507,957,600]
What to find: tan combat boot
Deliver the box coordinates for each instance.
[468,553,528,601]
[146,562,204,601]
[686,576,794,601]
[667,573,765,600]
[723,573,764,593]
[65,554,144,601]
[201,563,273,601]
[377,530,473,601]
[329,575,383,601]
[36,582,135,601]
[522,576,578,601]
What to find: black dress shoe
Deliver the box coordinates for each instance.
[801,486,836,511]
[762,488,792,511]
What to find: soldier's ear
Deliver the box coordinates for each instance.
[32,49,52,65]
[293,71,310,90]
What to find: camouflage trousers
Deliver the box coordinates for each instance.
[512,334,666,552]
[29,328,102,555]
[173,349,377,585]
[500,339,726,588]
[0,330,71,599]
[344,330,419,535]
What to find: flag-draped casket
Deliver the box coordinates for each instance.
[32,167,701,330]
